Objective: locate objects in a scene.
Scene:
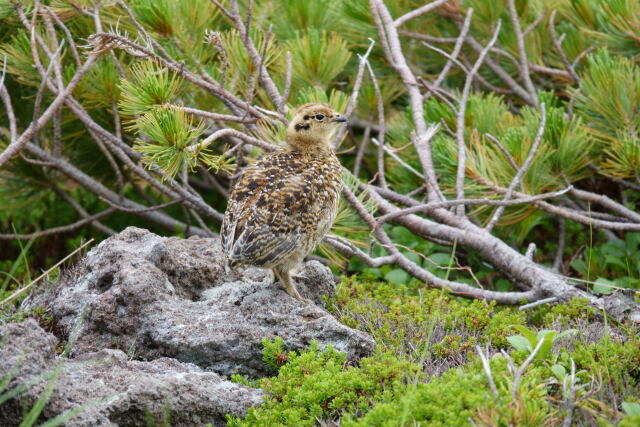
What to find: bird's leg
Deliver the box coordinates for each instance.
[276,268,312,304]
[291,267,306,281]
[271,268,281,284]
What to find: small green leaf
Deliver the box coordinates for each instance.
[593,278,617,295]
[400,251,422,266]
[536,333,556,360]
[385,269,409,285]
[512,325,537,344]
[556,329,578,340]
[429,253,452,266]
[550,364,566,380]
[622,402,640,417]
[506,335,532,352]
[536,329,557,341]
[495,279,512,292]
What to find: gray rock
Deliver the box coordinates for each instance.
[0,319,262,426]
[24,227,375,376]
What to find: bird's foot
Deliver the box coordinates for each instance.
[296,296,314,304]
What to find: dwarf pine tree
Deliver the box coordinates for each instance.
[0,1,639,312]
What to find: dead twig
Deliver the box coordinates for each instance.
[394,0,449,28]
[0,239,95,307]
[549,10,579,83]
[507,0,538,105]
[455,20,503,216]
[486,103,547,231]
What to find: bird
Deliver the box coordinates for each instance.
[221,103,346,303]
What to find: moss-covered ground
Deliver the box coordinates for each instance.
[228,277,640,426]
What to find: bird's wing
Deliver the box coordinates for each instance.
[222,150,340,267]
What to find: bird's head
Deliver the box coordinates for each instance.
[286,103,347,152]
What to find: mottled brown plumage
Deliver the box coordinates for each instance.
[221,103,345,302]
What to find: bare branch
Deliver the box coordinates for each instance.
[400,30,458,43]
[476,346,499,398]
[525,242,536,260]
[571,46,595,69]
[549,10,579,83]
[53,186,115,235]
[455,20,503,216]
[507,0,538,105]
[282,51,293,107]
[376,186,572,227]
[371,0,442,201]
[486,103,546,231]
[462,32,534,105]
[394,0,449,28]
[511,337,546,400]
[365,61,387,189]
[0,239,94,307]
[344,184,539,304]
[0,53,99,168]
[190,128,278,153]
[570,187,640,223]
[523,9,547,38]
[87,32,267,120]
[0,57,17,143]
[324,235,397,268]
[425,8,474,99]
[479,176,640,231]
[100,197,186,214]
[553,218,567,273]
[519,297,559,311]
[44,6,81,67]
[484,133,520,175]
[334,38,376,146]
[24,142,209,236]
[227,0,286,119]
[0,208,116,240]
[529,63,572,80]
[371,136,425,180]
[178,106,257,123]
[353,114,373,177]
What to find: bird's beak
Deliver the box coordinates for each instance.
[332,116,348,123]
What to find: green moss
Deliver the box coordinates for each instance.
[0,306,53,329]
[228,342,422,426]
[327,277,528,362]
[486,309,527,348]
[229,277,638,426]
[261,337,290,372]
[344,356,557,427]
[432,335,476,359]
[567,333,640,387]
[540,298,600,326]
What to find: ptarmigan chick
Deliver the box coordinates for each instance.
[221,103,346,302]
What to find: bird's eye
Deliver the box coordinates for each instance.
[315,114,325,121]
